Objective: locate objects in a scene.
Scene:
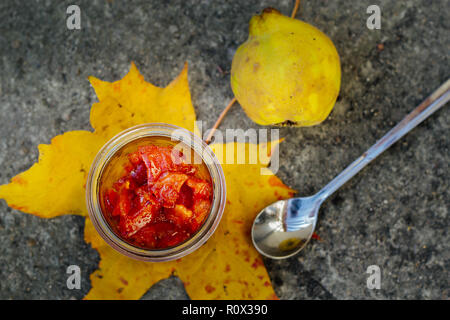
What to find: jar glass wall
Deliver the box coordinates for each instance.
[86,123,226,262]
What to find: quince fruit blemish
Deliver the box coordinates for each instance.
[231,8,341,126]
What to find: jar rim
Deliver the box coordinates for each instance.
[86,123,226,262]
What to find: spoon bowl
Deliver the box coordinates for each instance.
[252,196,321,259]
[251,79,449,259]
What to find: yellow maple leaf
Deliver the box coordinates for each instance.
[0,63,294,300]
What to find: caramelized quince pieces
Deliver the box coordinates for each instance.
[186,178,212,199]
[151,173,189,208]
[192,198,212,226]
[119,197,161,237]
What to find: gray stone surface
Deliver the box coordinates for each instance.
[0,0,448,299]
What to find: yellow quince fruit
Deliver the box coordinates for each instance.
[231,8,341,126]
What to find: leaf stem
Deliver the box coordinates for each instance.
[291,0,301,18]
[205,97,236,144]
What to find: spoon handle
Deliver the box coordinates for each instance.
[317,79,450,202]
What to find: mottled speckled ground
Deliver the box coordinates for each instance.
[0,0,448,299]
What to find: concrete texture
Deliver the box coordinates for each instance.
[0,0,448,299]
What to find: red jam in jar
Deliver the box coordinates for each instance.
[100,138,213,249]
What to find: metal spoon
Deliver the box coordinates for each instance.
[252,79,450,259]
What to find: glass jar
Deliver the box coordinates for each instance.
[86,123,226,262]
